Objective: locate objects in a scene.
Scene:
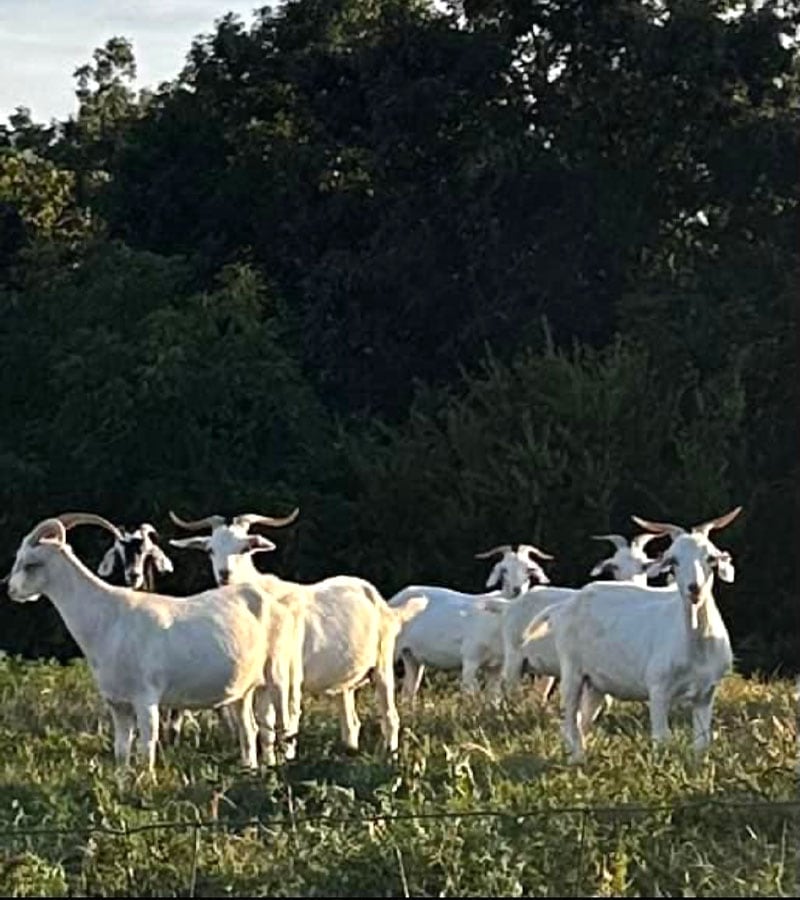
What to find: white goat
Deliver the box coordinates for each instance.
[5,513,305,773]
[526,506,741,762]
[169,509,428,758]
[388,533,662,706]
[588,532,662,585]
[387,543,555,702]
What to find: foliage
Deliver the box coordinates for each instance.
[327,334,785,673]
[0,658,795,896]
[0,0,795,673]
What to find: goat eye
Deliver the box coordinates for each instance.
[23,561,42,571]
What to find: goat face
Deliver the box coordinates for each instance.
[590,546,651,583]
[7,520,67,603]
[589,533,660,584]
[170,524,276,586]
[98,525,173,589]
[646,533,735,603]
[486,546,551,596]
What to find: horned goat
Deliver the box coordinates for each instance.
[97,523,174,591]
[169,509,428,758]
[588,532,662,585]
[526,506,741,762]
[5,513,304,773]
[386,543,554,703]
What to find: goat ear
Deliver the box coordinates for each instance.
[529,565,550,585]
[589,559,610,577]
[247,535,276,554]
[169,537,210,552]
[151,546,174,573]
[485,562,502,589]
[714,552,736,583]
[646,555,670,578]
[97,548,116,577]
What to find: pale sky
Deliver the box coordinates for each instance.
[0,1,263,125]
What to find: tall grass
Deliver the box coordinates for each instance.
[0,657,795,896]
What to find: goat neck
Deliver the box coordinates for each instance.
[34,546,131,663]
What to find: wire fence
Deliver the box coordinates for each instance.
[0,797,798,841]
[1,798,796,897]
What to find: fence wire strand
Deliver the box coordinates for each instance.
[0,798,796,841]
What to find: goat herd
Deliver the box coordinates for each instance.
[3,503,742,772]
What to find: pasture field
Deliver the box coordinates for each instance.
[0,656,795,897]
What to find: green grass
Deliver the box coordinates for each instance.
[0,657,796,896]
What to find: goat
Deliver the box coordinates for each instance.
[386,543,555,703]
[5,513,304,773]
[97,523,174,591]
[526,506,741,762]
[390,532,661,707]
[169,509,428,758]
[588,532,661,585]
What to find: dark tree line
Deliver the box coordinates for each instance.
[0,0,796,674]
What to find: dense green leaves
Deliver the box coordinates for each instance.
[0,0,795,672]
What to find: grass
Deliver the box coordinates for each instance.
[0,656,796,896]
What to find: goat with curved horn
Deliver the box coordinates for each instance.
[169,510,227,532]
[233,509,300,530]
[7,512,305,774]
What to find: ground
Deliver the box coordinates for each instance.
[0,657,795,896]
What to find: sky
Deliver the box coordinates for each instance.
[0,1,263,125]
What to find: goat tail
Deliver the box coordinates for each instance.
[388,593,429,626]
[361,581,389,609]
[524,608,553,643]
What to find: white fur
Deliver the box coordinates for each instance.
[386,545,551,702]
[170,517,428,756]
[96,522,194,746]
[588,532,660,585]
[530,509,740,762]
[388,532,661,705]
[504,532,662,698]
[7,516,304,773]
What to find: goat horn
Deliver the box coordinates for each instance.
[591,534,628,551]
[630,515,685,538]
[57,513,123,541]
[691,505,743,537]
[232,508,300,530]
[520,543,555,561]
[28,518,68,546]
[168,510,226,531]
[474,544,513,560]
